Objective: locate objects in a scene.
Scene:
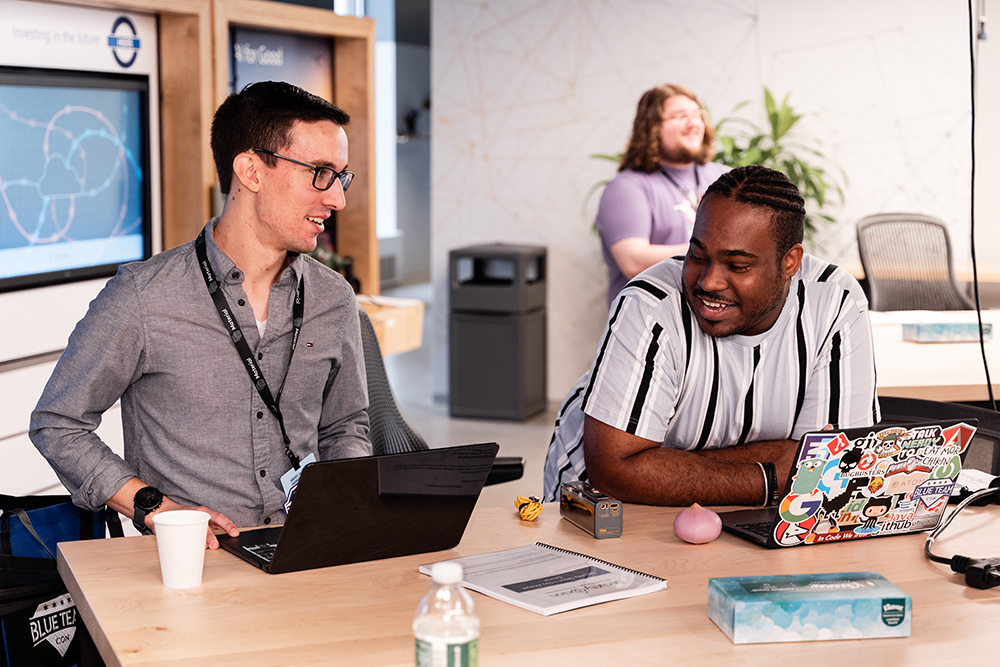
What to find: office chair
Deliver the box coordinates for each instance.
[856,213,974,312]
[357,306,524,485]
[877,396,1000,475]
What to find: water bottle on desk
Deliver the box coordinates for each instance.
[413,562,479,666]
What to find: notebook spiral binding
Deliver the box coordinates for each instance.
[535,542,666,582]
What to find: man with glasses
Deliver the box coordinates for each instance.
[31,81,371,548]
[597,83,730,307]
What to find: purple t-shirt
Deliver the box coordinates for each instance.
[596,162,730,306]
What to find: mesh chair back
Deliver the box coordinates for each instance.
[356,305,525,485]
[856,213,973,311]
[357,307,429,456]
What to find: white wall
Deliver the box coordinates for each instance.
[375,39,399,240]
[974,4,1000,269]
[431,0,979,402]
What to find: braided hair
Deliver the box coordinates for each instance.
[702,165,805,257]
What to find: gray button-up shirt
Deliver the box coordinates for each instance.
[29,220,371,527]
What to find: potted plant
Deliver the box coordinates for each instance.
[713,87,845,243]
[311,230,361,293]
[585,87,845,245]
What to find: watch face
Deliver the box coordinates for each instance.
[134,486,163,511]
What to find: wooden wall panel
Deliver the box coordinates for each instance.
[333,34,378,295]
[213,0,378,294]
[159,12,213,248]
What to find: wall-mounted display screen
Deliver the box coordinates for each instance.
[0,66,151,292]
[229,27,333,100]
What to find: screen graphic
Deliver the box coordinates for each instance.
[0,68,150,291]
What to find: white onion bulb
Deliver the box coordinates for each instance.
[672,503,723,544]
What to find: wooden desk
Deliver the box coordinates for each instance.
[58,503,1000,666]
[871,311,1000,401]
[844,258,1000,285]
[358,295,424,356]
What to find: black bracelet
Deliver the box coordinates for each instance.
[764,462,780,507]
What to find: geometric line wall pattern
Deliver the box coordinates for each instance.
[432,0,972,400]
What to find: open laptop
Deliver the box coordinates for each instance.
[720,420,977,548]
[218,442,499,573]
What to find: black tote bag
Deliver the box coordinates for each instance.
[0,494,122,667]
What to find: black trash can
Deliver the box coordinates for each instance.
[449,243,547,420]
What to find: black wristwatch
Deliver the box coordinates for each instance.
[133,486,164,535]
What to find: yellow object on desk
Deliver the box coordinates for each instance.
[358,295,424,356]
[515,496,543,521]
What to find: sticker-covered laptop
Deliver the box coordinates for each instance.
[719,420,977,548]
[218,442,499,573]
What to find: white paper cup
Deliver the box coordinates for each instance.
[152,510,211,588]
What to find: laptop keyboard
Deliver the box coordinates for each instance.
[735,521,772,538]
[244,542,279,563]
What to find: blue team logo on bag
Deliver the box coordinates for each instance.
[29,593,77,658]
[108,16,141,68]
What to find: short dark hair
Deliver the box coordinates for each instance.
[210,81,351,195]
[702,165,805,256]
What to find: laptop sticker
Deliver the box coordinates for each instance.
[772,423,975,547]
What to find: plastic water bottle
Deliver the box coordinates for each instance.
[413,562,479,667]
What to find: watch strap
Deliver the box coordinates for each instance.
[132,507,154,535]
[132,487,164,535]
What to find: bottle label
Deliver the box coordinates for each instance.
[415,637,478,667]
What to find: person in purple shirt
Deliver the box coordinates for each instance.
[597,83,730,307]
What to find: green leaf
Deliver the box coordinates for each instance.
[589,85,846,252]
[581,178,611,220]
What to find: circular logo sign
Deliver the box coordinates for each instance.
[108,16,141,68]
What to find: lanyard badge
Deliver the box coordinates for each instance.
[195,229,305,470]
[280,453,317,514]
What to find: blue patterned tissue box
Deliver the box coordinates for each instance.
[902,322,992,343]
[708,572,911,644]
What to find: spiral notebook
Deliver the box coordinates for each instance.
[419,542,666,616]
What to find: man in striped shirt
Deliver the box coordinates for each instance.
[543,165,879,505]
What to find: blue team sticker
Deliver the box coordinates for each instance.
[911,478,955,509]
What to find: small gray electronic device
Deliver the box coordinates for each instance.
[559,481,622,539]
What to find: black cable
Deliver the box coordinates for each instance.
[969,0,996,410]
[924,484,1000,589]
[924,487,996,563]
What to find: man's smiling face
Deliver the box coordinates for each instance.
[254,119,349,255]
[682,193,802,338]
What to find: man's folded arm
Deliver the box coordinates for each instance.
[29,269,147,511]
[609,237,689,281]
[582,415,797,506]
[697,439,800,483]
[317,408,371,459]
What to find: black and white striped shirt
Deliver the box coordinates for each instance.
[542,254,879,501]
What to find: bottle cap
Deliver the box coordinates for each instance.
[431,562,463,584]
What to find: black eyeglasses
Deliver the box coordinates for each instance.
[250,148,354,192]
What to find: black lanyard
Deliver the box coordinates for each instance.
[657,164,701,202]
[195,229,304,469]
